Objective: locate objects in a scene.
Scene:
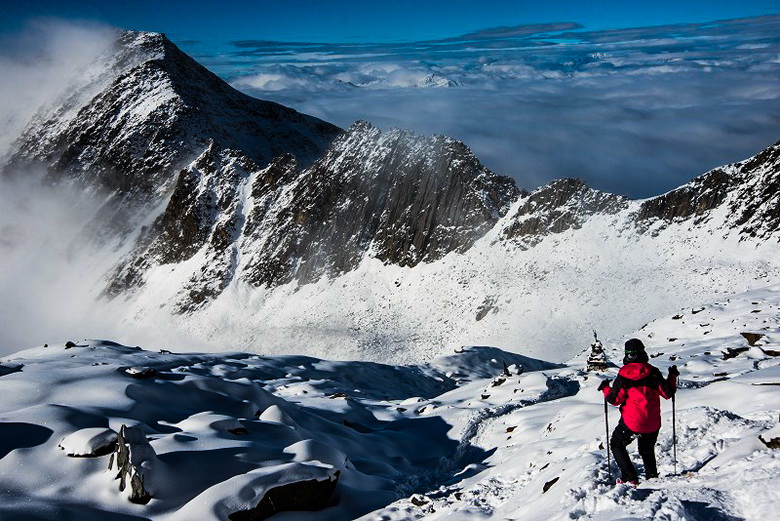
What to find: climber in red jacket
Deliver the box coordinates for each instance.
[598,338,679,484]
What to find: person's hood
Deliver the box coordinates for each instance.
[620,362,653,380]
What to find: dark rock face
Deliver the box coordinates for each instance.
[240,122,520,286]
[106,123,521,311]
[636,169,732,226]
[228,472,339,521]
[502,178,627,245]
[0,364,23,377]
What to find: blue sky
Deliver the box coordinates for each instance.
[4,0,779,43]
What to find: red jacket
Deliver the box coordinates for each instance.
[602,362,676,433]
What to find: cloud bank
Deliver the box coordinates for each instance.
[187,15,780,198]
[0,20,119,355]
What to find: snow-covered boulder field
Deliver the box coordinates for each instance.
[1,285,779,520]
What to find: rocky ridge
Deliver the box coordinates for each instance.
[107,122,521,311]
[3,30,780,325]
[2,31,341,240]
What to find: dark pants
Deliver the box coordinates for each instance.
[610,420,659,482]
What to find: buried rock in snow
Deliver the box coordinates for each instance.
[740,332,765,346]
[175,462,340,521]
[108,425,155,504]
[229,470,340,521]
[59,428,117,457]
[759,425,780,449]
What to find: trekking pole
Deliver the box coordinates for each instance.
[672,392,677,475]
[604,396,611,480]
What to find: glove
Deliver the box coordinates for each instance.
[668,365,680,377]
[597,379,610,391]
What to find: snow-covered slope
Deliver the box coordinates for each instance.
[99,139,780,364]
[1,287,777,520]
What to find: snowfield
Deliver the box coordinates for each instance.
[1,284,778,520]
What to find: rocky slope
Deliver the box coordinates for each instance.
[636,140,780,239]
[106,122,520,311]
[2,30,780,362]
[2,31,341,239]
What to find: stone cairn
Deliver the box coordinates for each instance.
[586,331,608,372]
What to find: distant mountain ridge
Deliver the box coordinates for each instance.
[2,30,780,361]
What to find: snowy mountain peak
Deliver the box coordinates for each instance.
[3,30,341,240]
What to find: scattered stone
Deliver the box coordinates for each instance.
[741,332,765,346]
[506,426,516,433]
[476,297,497,321]
[759,435,780,449]
[122,367,158,379]
[672,314,684,320]
[722,347,750,360]
[108,425,155,504]
[481,393,491,400]
[0,364,23,377]
[491,376,507,387]
[228,471,339,521]
[411,494,429,506]
[759,347,780,357]
[65,341,77,349]
[328,392,347,399]
[543,476,560,493]
[691,307,705,314]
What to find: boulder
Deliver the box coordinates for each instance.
[741,332,765,346]
[108,425,155,504]
[228,471,339,521]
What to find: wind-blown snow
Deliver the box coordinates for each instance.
[0,285,778,520]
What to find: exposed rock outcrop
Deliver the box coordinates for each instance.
[228,471,340,521]
[501,178,627,246]
[106,122,521,311]
[108,425,155,504]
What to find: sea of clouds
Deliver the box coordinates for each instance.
[183,16,780,198]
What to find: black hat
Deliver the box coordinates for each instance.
[623,338,648,364]
[624,338,645,353]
